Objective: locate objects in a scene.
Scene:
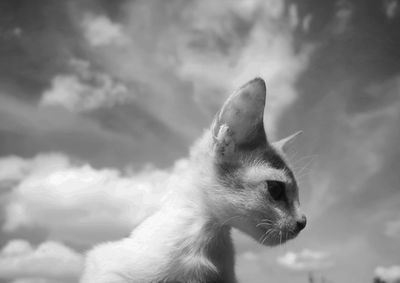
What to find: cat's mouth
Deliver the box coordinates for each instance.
[229,214,302,246]
[256,223,300,246]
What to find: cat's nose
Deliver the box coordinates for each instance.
[296,215,307,231]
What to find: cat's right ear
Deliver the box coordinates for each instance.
[211,78,267,162]
[273,131,303,153]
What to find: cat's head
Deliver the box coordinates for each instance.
[207,78,306,246]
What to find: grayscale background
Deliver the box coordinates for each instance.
[0,1,399,282]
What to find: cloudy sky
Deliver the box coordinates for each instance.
[0,0,399,282]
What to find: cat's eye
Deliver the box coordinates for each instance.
[266,180,286,201]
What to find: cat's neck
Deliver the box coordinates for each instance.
[162,202,236,283]
[159,161,236,282]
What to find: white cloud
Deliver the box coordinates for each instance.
[0,157,30,184]
[41,59,131,112]
[277,249,333,271]
[332,1,353,34]
[88,0,313,140]
[174,0,312,138]
[0,240,82,281]
[0,154,70,185]
[82,14,128,47]
[375,265,400,283]
[1,239,33,256]
[1,153,176,244]
[385,0,399,19]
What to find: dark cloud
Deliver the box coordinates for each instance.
[0,94,187,168]
[0,1,82,99]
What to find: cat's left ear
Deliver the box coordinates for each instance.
[211,78,267,162]
[273,131,303,153]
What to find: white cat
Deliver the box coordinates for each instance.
[80,78,306,283]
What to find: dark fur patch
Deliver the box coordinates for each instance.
[215,143,296,191]
[262,146,286,170]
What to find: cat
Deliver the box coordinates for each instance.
[80,78,306,283]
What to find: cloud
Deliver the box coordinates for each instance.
[82,13,128,47]
[85,0,313,140]
[1,153,177,244]
[1,239,33,256]
[301,75,400,221]
[384,0,399,19]
[41,59,131,112]
[174,0,312,137]
[0,240,82,281]
[0,154,70,185]
[0,91,186,169]
[277,249,333,271]
[374,265,400,283]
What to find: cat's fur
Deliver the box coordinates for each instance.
[80,78,306,283]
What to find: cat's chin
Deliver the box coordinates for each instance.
[229,214,302,247]
[231,219,294,246]
[266,230,299,246]
[236,222,300,247]
[255,227,300,246]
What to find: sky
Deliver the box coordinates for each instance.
[0,0,399,282]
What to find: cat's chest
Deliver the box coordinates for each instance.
[167,232,236,283]
[129,208,235,283]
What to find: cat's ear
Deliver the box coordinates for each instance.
[273,131,302,153]
[212,78,267,161]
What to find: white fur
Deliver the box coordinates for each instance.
[241,165,290,185]
[81,135,236,283]
[81,207,214,283]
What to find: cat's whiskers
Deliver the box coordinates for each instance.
[290,154,318,168]
[256,229,271,243]
[256,223,268,228]
[258,231,267,244]
[260,233,269,245]
[260,228,275,245]
[267,228,277,245]
[256,219,274,228]
[220,215,243,227]
[292,155,318,180]
[260,218,274,224]
[258,226,272,244]
[269,229,277,245]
